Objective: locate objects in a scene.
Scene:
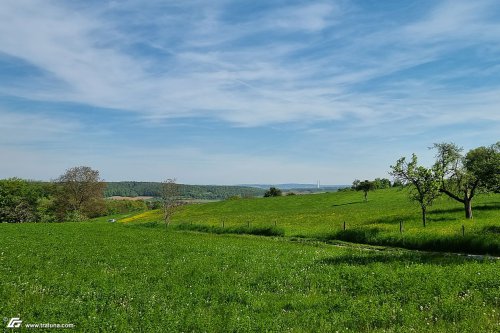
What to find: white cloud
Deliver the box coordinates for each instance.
[0,0,498,133]
[0,110,80,144]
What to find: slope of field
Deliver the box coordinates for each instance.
[164,188,500,254]
[0,222,499,332]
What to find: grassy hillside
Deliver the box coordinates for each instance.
[0,221,499,332]
[123,188,500,254]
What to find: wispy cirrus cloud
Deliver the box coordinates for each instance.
[1,0,499,127]
[0,0,499,182]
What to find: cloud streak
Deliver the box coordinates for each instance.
[1,0,499,128]
[0,0,499,183]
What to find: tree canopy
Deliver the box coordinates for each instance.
[432,142,500,219]
[352,180,376,201]
[264,187,282,197]
[54,166,106,220]
[390,154,441,227]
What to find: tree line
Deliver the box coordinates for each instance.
[105,182,265,200]
[0,167,267,223]
[0,167,147,223]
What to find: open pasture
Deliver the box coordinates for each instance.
[0,221,499,332]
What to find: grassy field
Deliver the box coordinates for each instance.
[123,188,500,255]
[0,221,499,332]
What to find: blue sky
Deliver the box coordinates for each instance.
[0,0,499,184]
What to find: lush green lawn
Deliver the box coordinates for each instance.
[0,222,499,332]
[123,188,500,254]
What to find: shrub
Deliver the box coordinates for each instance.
[264,187,282,197]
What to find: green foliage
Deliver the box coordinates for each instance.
[464,142,500,193]
[36,197,57,222]
[0,222,499,332]
[54,166,106,221]
[432,142,500,219]
[264,187,282,197]
[373,178,391,189]
[104,182,266,199]
[104,199,148,215]
[0,178,45,222]
[390,154,441,226]
[353,179,376,201]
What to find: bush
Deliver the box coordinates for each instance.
[264,187,282,197]
[105,199,148,215]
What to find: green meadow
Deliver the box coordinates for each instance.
[1,188,499,331]
[127,188,500,255]
[0,222,499,332]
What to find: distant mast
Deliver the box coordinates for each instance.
[317,180,320,189]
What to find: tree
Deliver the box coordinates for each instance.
[0,178,41,223]
[390,154,441,227]
[264,187,282,197]
[432,142,500,219]
[54,166,106,221]
[162,178,181,228]
[353,180,375,201]
[373,178,391,189]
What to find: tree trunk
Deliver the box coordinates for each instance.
[421,207,426,227]
[464,199,473,219]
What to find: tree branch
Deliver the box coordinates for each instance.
[439,188,464,203]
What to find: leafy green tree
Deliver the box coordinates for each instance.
[162,178,181,228]
[432,142,500,219]
[264,187,282,197]
[373,178,391,189]
[0,178,41,223]
[353,180,375,201]
[54,166,106,221]
[390,154,441,227]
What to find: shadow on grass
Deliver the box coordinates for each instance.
[430,203,500,215]
[484,225,500,234]
[126,221,285,237]
[323,228,382,243]
[426,216,459,222]
[331,201,365,207]
[322,227,500,256]
[367,215,414,225]
[317,252,488,266]
[175,223,285,237]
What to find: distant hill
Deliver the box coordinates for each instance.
[240,184,349,191]
[105,182,265,200]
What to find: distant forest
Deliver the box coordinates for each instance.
[105,182,266,200]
